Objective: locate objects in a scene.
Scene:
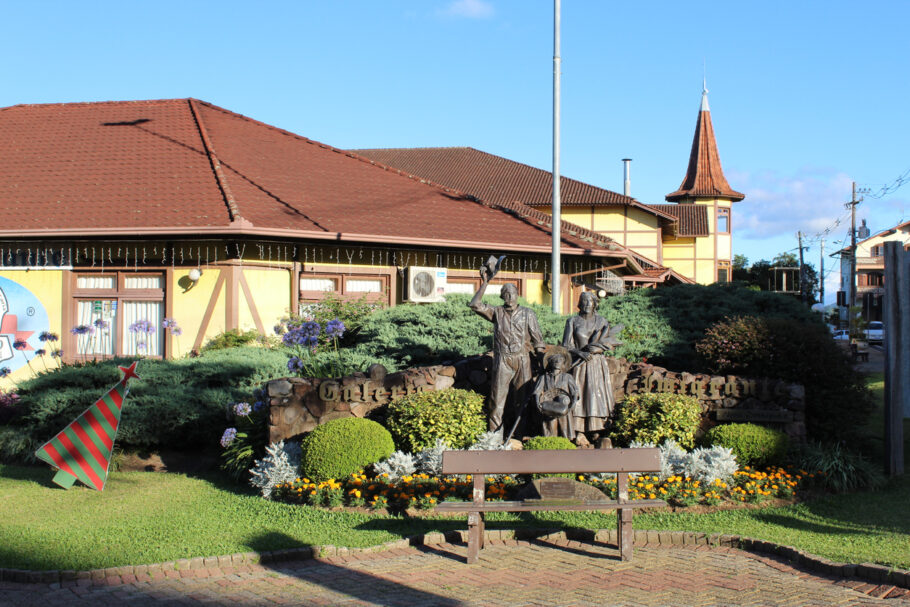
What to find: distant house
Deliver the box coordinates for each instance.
[834,219,910,321]
[357,87,744,286]
[0,98,682,378]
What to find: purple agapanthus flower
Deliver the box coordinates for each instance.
[220,427,238,448]
[282,321,320,348]
[39,331,59,343]
[70,325,94,336]
[93,318,110,330]
[286,356,305,373]
[137,342,147,353]
[51,349,63,359]
[162,318,179,329]
[253,400,266,412]
[12,339,28,350]
[0,367,10,378]
[325,319,345,339]
[129,320,156,334]
[34,349,47,357]
[233,402,252,417]
[171,327,183,337]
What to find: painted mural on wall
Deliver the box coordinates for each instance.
[0,277,50,374]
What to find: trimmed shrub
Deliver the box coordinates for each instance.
[299,417,395,482]
[523,436,576,451]
[385,388,485,452]
[704,423,789,468]
[696,315,874,442]
[610,393,702,449]
[523,435,576,479]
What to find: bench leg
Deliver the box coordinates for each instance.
[617,508,633,561]
[467,512,483,564]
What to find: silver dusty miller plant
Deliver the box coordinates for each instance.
[658,440,688,480]
[415,438,449,476]
[468,430,508,451]
[249,440,301,499]
[373,450,416,483]
[684,446,738,484]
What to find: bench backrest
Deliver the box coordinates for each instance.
[441,448,660,475]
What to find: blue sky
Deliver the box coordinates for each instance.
[3,1,908,303]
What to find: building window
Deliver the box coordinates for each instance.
[717,261,731,283]
[72,272,164,357]
[298,273,388,309]
[717,208,730,233]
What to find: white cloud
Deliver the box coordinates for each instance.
[442,0,494,19]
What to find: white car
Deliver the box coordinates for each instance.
[832,329,850,342]
[864,321,884,344]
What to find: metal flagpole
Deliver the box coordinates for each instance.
[551,0,562,314]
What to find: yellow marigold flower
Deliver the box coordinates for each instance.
[353,489,361,498]
[649,493,656,499]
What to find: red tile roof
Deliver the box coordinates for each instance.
[0,98,639,262]
[649,204,710,237]
[355,147,677,224]
[665,95,744,202]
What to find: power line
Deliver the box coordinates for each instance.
[859,166,910,199]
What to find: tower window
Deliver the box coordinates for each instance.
[717,208,730,233]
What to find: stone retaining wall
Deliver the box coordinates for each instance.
[268,353,806,444]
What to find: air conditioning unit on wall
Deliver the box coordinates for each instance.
[406,266,447,303]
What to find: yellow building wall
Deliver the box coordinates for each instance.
[172,266,226,353]
[561,207,592,230]
[591,209,626,231]
[0,269,64,384]
[240,267,292,333]
[524,278,547,306]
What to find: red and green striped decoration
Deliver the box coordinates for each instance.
[35,362,140,491]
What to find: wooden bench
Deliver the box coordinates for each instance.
[851,342,870,362]
[436,448,665,563]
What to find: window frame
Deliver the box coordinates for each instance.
[70,271,166,359]
[717,208,731,234]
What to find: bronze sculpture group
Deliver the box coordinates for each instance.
[469,256,622,445]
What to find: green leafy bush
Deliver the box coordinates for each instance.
[523,435,576,479]
[299,417,395,482]
[294,292,381,348]
[524,436,576,451]
[385,388,486,452]
[610,392,702,449]
[202,329,266,351]
[696,315,874,442]
[797,441,885,493]
[0,348,289,461]
[703,423,789,467]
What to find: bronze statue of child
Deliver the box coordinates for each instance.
[532,346,579,440]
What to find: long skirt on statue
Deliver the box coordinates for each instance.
[570,355,614,433]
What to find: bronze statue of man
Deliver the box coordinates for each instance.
[469,262,546,435]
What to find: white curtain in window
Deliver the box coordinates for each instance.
[346,279,382,293]
[444,282,476,294]
[76,276,115,289]
[122,301,163,356]
[124,276,162,289]
[75,300,117,355]
[299,278,336,292]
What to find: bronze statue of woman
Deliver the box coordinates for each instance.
[561,291,615,442]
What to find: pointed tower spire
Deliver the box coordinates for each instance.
[666,86,744,202]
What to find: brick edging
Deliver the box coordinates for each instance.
[1,529,907,590]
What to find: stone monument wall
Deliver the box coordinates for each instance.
[267,353,806,444]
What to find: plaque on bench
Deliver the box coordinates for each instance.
[515,477,607,504]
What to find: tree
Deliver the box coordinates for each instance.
[738,253,819,304]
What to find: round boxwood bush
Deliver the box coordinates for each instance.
[523,435,576,478]
[704,423,789,468]
[385,388,485,452]
[299,417,395,482]
[610,392,702,449]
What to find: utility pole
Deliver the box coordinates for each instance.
[847,182,860,334]
[797,231,807,304]
[820,238,825,306]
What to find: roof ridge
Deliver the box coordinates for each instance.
[186,99,245,225]
[0,98,193,112]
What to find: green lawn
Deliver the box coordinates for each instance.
[2,462,908,571]
[2,372,908,572]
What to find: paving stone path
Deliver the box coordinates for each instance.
[2,539,908,606]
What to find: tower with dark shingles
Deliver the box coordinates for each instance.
[664,85,744,284]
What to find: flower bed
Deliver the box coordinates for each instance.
[272,466,818,512]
